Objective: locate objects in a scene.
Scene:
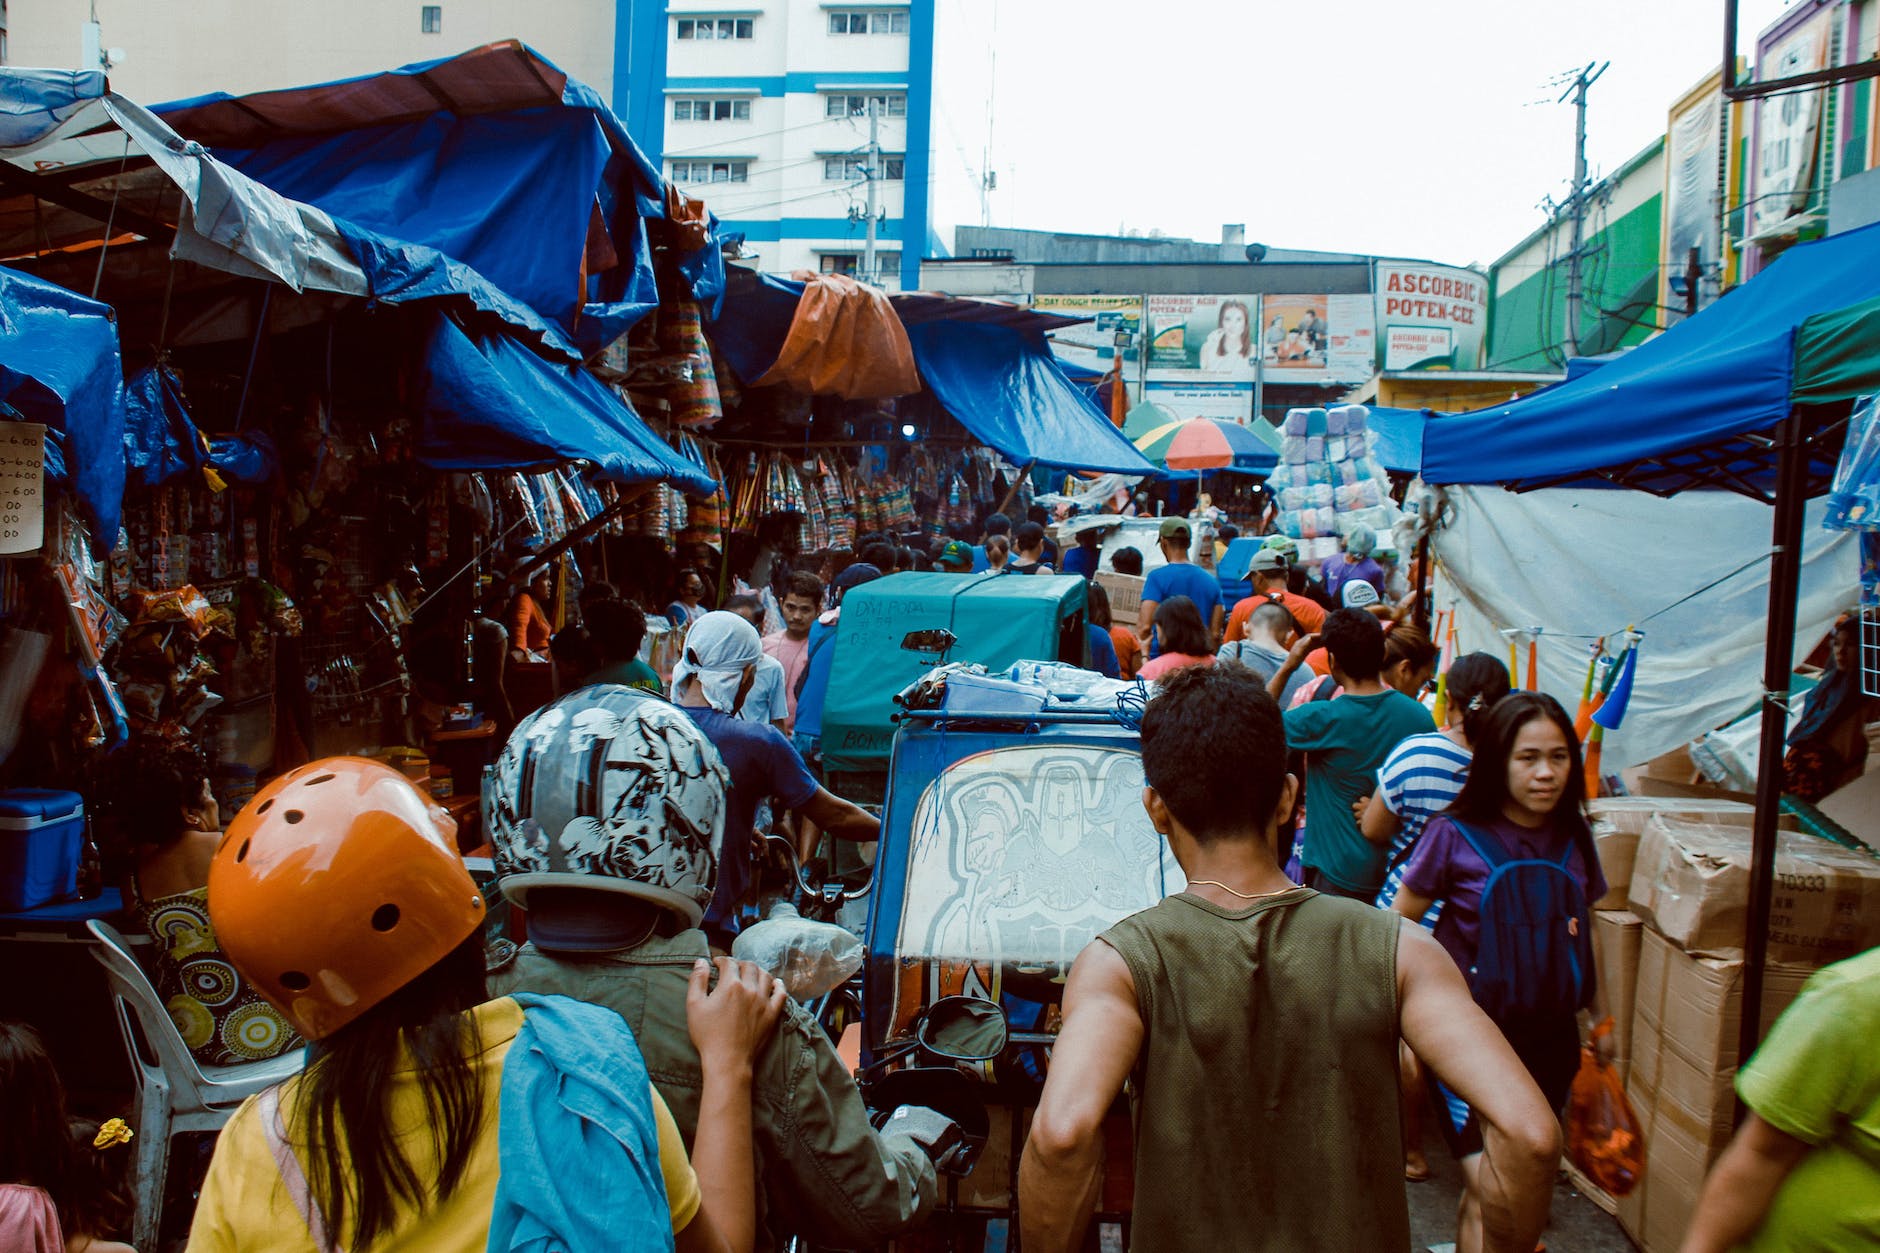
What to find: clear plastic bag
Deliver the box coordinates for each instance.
[1826,395,1880,530]
[1566,1017,1645,1197]
[731,904,863,1001]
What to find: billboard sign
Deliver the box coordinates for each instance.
[1032,294,1143,372]
[1751,12,1831,239]
[1145,294,1259,377]
[1663,77,1725,324]
[1374,261,1487,371]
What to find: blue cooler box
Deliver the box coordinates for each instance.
[0,789,85,912]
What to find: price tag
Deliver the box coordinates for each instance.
[0,423,46,555]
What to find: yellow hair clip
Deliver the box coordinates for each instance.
[93,1118,134,1150]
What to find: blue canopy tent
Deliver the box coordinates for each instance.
[156,41,726,351]
[0,266,128,548]
[1421,219,1880,1064]
[415,311,717,497]
[1362,406,1431,476]
[902,320,1156,476]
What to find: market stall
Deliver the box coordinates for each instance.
[1420,218,1880,1248]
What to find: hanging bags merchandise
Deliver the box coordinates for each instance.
[1449,819,1596,1020]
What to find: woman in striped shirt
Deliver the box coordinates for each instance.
[1359,650,1511,1181]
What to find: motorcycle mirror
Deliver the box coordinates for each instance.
[901,628,957,655]
[916,995,1009,1062]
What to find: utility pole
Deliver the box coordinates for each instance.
[863,97,881,285]
[1560,61,1608,360]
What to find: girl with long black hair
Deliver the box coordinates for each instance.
[1392,692,1611,1252]
[188,755,782,1253]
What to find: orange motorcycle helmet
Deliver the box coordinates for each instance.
[209,757,486,1040]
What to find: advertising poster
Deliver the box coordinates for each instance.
[1373,261,1487,371]
[1142,380,1253,425]
[1662,76,1725,324]
[1145,294,1260,378]
[1752,12,1830,239]
[1032,294,1143,373]
[1258,295,1332,373]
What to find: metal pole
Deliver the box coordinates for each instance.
[1252,293,1265,426]
[1561,64,1607,358]
[1738,410,1809,1085]
[864,98,880,285]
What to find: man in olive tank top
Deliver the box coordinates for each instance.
[1018,663,1561,1253]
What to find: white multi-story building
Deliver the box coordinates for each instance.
[623,0,991,289]
[8,0,993,291]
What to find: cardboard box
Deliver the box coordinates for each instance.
[1614,928,1820,1252]
[1817,767,1880,854]
[1628,814,1880,964]
[1094,572,1144,628]
[1585,798,1791,911]
[1593,908,1642,1085]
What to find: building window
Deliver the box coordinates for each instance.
[821,251,900,277]
[824,93,906,119]
[670,159,750,184]
[421,5,442,33]
[677,16,754,40]
[823,155,904,181]
[829,9,908,34]
[673,97,751,122]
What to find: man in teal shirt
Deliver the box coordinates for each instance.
[1265,608,1432,899]
[583,598,664,693]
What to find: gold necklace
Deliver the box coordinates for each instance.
[1187,879,1300,901]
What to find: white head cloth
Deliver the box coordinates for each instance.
[671,610,763,713]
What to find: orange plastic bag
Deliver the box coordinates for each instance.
[1565,1017,1645,1196]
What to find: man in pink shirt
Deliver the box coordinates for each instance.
[763,572,824,731]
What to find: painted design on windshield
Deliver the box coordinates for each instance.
[896,745,1183,976]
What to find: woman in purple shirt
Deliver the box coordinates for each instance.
[1393,692,1609,1249]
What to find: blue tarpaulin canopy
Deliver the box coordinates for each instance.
[122,366,206,489]
[904,321,1155,475]
[706,271,805,383]
[0,266,127,546]
[1422,221,1880,493]
[1363,406,1431,476]
[156,42,718,351]
[414,311,716,495]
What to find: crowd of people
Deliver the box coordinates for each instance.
[3,498,1871,1253]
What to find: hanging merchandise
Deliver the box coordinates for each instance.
[1825,394,1880,530]
[675,433,725,551]
[660,298,725,429]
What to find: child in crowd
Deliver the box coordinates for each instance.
[0,1021,136,1252]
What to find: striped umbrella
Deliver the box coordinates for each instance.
[1135,416,1281,472]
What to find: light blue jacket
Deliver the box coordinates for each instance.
[487,992,674,1253]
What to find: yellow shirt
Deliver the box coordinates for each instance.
[186,997,700,1252]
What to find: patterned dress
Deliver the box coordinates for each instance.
[135,883,301,1067]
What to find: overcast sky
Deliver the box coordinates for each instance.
[977,0,1796,266]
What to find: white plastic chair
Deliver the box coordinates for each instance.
[86,919,305,1250]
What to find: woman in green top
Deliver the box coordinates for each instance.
[1681,945,1880,1252]
[91,738,300,1066]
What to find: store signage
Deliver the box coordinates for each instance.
[0,423,45,554]
[1374,261,1486,371]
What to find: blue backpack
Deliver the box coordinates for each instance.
[1452,820,1596,1021]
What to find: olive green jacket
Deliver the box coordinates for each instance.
[493,931,937,1250]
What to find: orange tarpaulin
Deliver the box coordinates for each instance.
[753,272,920,398]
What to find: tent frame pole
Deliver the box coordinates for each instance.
[1738,409,1808,1088]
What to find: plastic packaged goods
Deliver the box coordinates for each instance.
[730,902,864,1000]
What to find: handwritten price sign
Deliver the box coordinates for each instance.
[0,423,46,555]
